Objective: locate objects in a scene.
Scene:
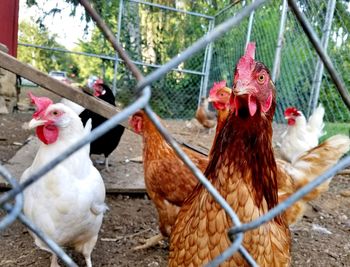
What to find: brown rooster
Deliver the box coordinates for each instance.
[129,110,208,249]
[169,43,350,266]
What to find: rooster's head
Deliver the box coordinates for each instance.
[230,42,275,118]
[28,93,79,145]
[284,107,302,126]
[208,81,232,111]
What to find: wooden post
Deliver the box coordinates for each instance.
[0,0,19,57]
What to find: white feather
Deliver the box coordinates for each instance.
[61,98,85,115]
[307,104,325,138]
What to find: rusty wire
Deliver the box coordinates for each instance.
[0,0,349,266]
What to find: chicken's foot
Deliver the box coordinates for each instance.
[132,233,164,250]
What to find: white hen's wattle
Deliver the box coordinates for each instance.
[280,104,325,163]
[21,102,107,267]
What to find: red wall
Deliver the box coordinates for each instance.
[0,0,19,57]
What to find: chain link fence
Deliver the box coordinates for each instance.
[209,0,350,123]
[2,0,350,266]
[113,0,214,118]
[18,0,350,122]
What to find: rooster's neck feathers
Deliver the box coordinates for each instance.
[206,92,280,212]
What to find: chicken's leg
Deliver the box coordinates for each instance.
[133,233,164,250]
[84,255,92,267]
[78,235,98,267]
[50,254,60,267]
[104,156,110,173]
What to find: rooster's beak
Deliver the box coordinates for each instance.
[233,86,251,96]
[28,119,47,129]
[233,88,244,96]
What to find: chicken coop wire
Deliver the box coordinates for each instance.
[2,0,350,267]
[209,0,350,123]
[113,0,214,119]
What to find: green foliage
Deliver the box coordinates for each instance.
[320,122,350,143]
[22,0,350,121]
[209,0,350,123]
[72,27,116,83]
[18,21,79,78]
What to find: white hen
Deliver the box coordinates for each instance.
[21,93,107,267]
[280,104,325,163]
[60,98,85,115]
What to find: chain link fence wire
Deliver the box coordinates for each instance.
[114,0,213,119]
[209,0,350,123]
[1,0,350,266]
[18,0,350,122]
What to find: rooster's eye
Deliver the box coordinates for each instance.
[52,110,59,116]
[257,74,265,84]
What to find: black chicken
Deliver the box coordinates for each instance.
[79,79,125,172]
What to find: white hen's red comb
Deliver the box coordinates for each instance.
[284,107,301,117]
[28,92,53,119]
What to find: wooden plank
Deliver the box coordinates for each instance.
[0,137,38,189]
[0,51,131,129]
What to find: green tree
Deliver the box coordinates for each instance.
[18,21,79,78]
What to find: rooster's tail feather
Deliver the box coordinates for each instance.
[308,104,325,138]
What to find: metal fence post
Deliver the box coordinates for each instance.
[307,0,336,116]
[245,0,255,49]
[272,0,288,83]
[198,19,215,106]
[112,0,124,95]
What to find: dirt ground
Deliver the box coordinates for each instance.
[0,105,350,266]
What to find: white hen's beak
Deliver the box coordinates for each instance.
[28,119,47,129]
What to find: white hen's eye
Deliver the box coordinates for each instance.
[51,110,60,116]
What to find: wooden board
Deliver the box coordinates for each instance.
[0,51,130,127]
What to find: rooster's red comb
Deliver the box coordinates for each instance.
[209,80,227,98]
[236,42,256,79]
[245,42,256,59]
[28,92,53,119]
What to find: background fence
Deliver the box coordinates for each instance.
[209,0,350,123]
[17,0,350,122]
[2,1,350,265]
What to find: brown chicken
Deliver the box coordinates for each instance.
[207,83,350,225]
[129,110,208,249]
[169,43,350,266]
[195,96,217,132]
